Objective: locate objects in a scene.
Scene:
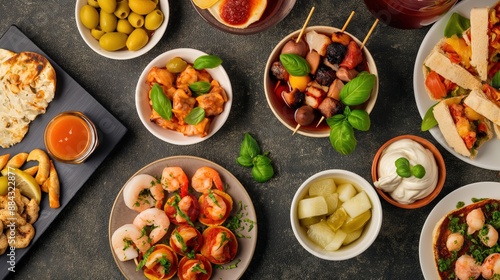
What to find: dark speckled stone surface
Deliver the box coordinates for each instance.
[0,0,498,279]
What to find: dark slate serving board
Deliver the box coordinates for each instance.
[0,25,127,279]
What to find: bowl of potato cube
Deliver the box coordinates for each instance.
[290,169,382,260]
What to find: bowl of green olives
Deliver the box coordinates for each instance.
[264,26,379,138]
[75,0,169,60]
[135,48,233,145]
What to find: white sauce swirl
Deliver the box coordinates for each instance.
[374,139,438,204]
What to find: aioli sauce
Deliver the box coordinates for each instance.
[44,111,98,163]
[374,139,438,204]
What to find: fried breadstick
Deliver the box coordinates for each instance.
[27,149,50,186]
[42,160,60,208]
[0,154,9,170]
[6,152,28,169]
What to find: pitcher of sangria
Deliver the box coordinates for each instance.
[363,0,458,29]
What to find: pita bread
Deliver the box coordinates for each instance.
[0,50,56,148]
[433,96,493,159]
[470,7,489,81]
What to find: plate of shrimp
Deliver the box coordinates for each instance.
[108,156,257,280]
[418,181,500,279]
[135,48,232,145]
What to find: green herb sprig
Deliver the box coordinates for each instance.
[193,55,222,70]
[395,157,426,179]
[236,133,274,183]
[326,72,375,155]
[150,83,172,121]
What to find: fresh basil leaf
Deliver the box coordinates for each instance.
[340,72,375,106]
[347,109,371,131]
[412,164,426,179]
[151,83,172,120]
[492,70,500,89]
[184,107,205,125]
[279,53,310,76]
[193,55,222,70]
[395,157,410,169]
[329,120,357,155]
[444,13,471,38]
[326,114,346,127]
[239,133,261,159]
[251,155,274,183]
[236,155,254,167]
[421,103,438,131]
[189,81,211,94]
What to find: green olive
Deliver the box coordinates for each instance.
[126,28,149,51]
[100,11,118,32]
[116,19,134,34]
[129,0,157,15]
[87,0,99,8]
[127,12,144,28]
[91,28,106,40]
[80,5,99,29]
[99,32,128,51]
[97,0,117,14]
[144,9,163,30]
[114,0,130,19]
[166,57,188,74]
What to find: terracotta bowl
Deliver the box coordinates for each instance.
[371,135,446,209]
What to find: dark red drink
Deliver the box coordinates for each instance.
[363,0,457,29]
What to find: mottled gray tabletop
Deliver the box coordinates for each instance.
[1,0,498,279]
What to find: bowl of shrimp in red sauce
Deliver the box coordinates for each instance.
[264,26,379,137]
[136,48,232,145]
[108,156,257,280]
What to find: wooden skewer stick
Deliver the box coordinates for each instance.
[292,124,301,135]
[296,6,315,43]
[316,12,355,128]
[316,116,325,127]
[341,11,355,32]
[361,19,379,50]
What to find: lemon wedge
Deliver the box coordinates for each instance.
[0,176,7,196]
[0,168,41,204]
[193,0,219,9]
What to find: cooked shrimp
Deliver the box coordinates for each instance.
[174,195,197,224]
[466,208,485,235]
[197,69,212,82]
[181,259,208,280]
[482,253,500,279]
[111,224,151,261]
[211,231,231,259]
[161,167,189,194]
[172,89,196,124]
[455,254,482,280]
[479,224,499,248]
[123,174,164,212]
[176,65,198,89]
[133,208,170,245]
[446,232,464,252]
[204,192,227,221]
[171,226,199,250]
[191,167,223,193]
[23,198,40,224]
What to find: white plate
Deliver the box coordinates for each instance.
[418,181,500,279]
[75,0,169,60]
[135,48,233,145]
[108,156,257,279]
[413,0,500,171]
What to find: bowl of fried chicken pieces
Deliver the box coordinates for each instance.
[135,48,232,145]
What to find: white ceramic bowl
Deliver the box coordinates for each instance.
[264,26,379,137]
[135,48,232,145]
[290,169,383,260]
[75,0,169,60]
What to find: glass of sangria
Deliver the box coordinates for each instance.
[363,0,458,29]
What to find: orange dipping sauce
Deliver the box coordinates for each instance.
[44,111,98,164]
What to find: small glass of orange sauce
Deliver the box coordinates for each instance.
[44,111,99,164]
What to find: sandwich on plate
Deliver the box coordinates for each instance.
[433,95,493,159]
[464,84,500,138]
[423,32,482,101]
[470,2,500,81]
